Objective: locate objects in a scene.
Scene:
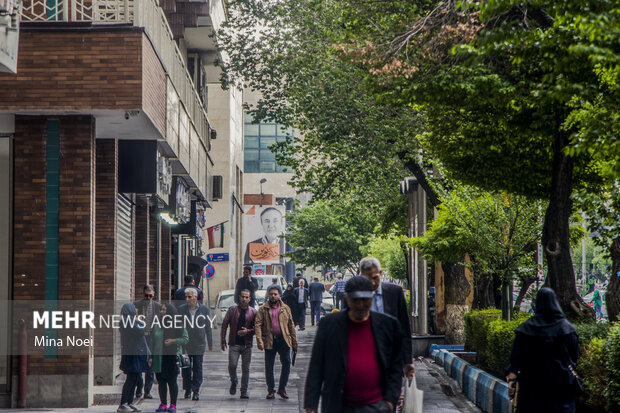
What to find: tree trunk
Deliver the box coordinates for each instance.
[513,276,536,313]
[472,273,496,309]
[606,237,620,322]
[443,261,471,343]
[541,133,594,320]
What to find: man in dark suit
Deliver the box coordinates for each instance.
[292,272,308,288]
[308,277,325,326]
[304,276,404,413]
[178,287,213,401]
[174,274,204,306]
[293,279,309,330]
[359,257,414,378]
[133,285,161,399]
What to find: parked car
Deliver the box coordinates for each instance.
[320,290,334,316]
[212,289,235,328]
[254,275,287,306]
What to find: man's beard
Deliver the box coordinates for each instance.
[269,298,279,306]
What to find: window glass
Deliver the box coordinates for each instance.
[261,150,276,161]
[245,136,259,148]
[245,149,259,161]
[260,161,276,172]
[245,123,259,136]
[260,137,276,149]
[244,160,259,173]
[260,124,277,136]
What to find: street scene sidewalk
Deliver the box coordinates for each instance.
[0,321,481,413]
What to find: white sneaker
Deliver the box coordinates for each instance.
[117,405,132,413]
[127,404,142,412]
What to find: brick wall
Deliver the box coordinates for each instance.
[142,35,167,137]
[13,115,94,376]
[0,30,142,111]
[160,225,171,302]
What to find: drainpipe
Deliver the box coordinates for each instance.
[18,319,27,408]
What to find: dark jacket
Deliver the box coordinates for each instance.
[293,287,309,307]
[234,276,259,307]
[380,282,413,365]
[174,284,204,304]
[119,303,150,373]
[221,305,257,349]
[508,287,579,413]
[133,299,162,335]
[178,303,214,355]
[309,281,325,302]
[304,310,404,413]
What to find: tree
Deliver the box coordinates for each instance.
[413,185,543,319]
[362,234,408,282]
[348,0,620,319]
[285,200,375,274]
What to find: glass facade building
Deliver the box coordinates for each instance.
[244,112,292,173]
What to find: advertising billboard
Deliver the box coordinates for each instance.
[243,205,285,265]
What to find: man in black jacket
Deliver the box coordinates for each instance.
[359,257,414,378]
[304,276,404,413]
[178,287,214,401]
[235,266,259,307]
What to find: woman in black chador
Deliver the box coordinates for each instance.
[506,287,580,413]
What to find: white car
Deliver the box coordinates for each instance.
[254,275,287,306]
[212,289,236,328]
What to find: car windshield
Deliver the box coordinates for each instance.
[219,294,235,308]
[256,278,280,289]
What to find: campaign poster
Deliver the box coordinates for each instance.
[243,205,285,265]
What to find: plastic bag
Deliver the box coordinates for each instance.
[403,376,423,413]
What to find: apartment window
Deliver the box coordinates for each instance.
[244,112,292,173]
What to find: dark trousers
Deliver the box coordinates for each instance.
[295,303,306,329]
[135,364,154,395]
[310,301,321,325]
[335,292,345,309]
[120,372,140,405]
[265,336,291,393]
[156,373,179,406]
[182,354,204,394]
[343,400,392,413]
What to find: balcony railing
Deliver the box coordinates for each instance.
[20,0,211,150]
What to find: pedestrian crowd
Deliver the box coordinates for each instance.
[116,257,419,413]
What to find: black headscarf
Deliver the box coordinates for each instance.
[160,303,184,341]
[515,287,576,337]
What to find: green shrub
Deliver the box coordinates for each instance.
[605,323,620,411]
[464,309,501,367]
[575,321,610,345]
[485,312,531,376]
[578,337,608,412]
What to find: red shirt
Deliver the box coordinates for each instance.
[344,317,383,407]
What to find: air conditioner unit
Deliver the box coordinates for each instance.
[210,129,217,140]
[212,175,223,200]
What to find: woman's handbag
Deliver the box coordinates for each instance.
[403,376,423,413]
[177,354,190,369]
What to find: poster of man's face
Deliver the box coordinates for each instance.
[243,206,285,265]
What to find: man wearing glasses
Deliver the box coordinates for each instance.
[133,285,161,399]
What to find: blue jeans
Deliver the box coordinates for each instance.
[264,336,290,392]
[310,301,321,325]
[182,354,203,394]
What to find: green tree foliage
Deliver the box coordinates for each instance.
[413,185,543,310]
[362,234,407,281]
[285,200,375,274]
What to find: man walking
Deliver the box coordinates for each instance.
[174,275,204,306]
[255,285,298,400]
[221,289,257,399]
[330,274,346,309]
[178,287,213,401]
[133,285,161,399]
[293,279,309,330]
[235,266,259,307]
[308,277,325,326]
[304,276,404,413]
[359,257,414,378]
[292,272,308,288]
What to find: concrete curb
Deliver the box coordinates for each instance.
[430,345,511,413]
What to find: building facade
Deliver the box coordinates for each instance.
[0,0,240,407]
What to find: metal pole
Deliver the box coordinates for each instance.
[417,187,428,335]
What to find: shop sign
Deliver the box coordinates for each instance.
[157,153,172,201]
[171,177,191,224]
[0,0,20,74]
